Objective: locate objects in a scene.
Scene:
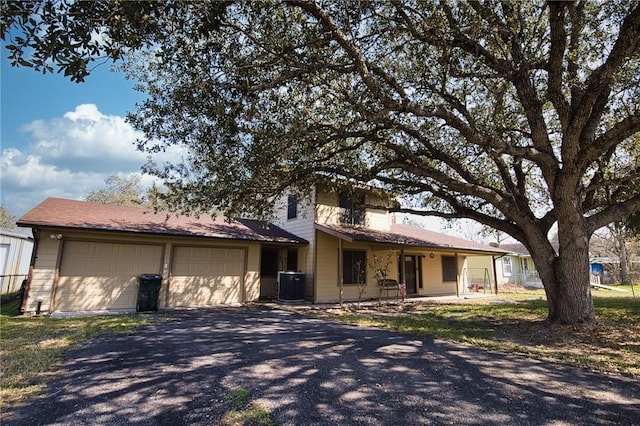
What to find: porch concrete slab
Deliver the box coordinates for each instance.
[4,306,638,425]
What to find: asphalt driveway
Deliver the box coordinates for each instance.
[5,306,639,425]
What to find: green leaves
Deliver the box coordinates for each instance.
[4,1,639,231]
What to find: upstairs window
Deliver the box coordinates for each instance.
[287,194,298,220]
[338,191,365,225]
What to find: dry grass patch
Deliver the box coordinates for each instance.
[0,297,156,410]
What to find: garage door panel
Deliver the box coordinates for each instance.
[170,246,245,306]
[57,241,162,312]
[56,277,139,311]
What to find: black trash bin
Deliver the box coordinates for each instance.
[136,274,162,312]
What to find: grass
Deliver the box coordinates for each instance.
[221,387,278,426]
[0,295,156,409]
[314,286,640,378]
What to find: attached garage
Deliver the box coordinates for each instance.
[56,241,163,312]
[17,198,307,314]
[169,246,246,306]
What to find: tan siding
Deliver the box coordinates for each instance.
[465,255,494,290]
[25,237,60,312]
[366,209,391,231]
[315,231,339,302]
[245,245,260,302]
[418,253,458,296]
[315,233,386,303]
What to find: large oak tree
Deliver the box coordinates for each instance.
[3,1,639,324]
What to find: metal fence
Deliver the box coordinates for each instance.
[462,268,495,294]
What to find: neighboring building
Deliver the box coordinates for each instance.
[492,243,543,288]
[18,185,507,314]
[0,228,34,294]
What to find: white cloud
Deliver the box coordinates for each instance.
[20,104,147,172]
[1,104,184,217]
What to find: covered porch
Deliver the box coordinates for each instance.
[313,223,507,304]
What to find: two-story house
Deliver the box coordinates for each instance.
[17,185,505,314]
[271,181,506,303]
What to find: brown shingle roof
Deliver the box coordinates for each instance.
[17,198,307,244]
[316,223,507,254]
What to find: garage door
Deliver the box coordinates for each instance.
[169,246,245,306]
[57,241,163,311]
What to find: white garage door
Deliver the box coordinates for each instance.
[169,246,245,306]
[57,241,163,312]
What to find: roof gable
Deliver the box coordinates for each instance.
[18,198,307,244]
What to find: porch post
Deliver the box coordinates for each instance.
[455,253,460,298]
[493,256,499,295]
[400,248,405,284]
[338,238,344,306]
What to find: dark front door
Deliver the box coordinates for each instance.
[399,255,418,294]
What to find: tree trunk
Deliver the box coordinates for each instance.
[528,199,596,325]
[615,224,631,285]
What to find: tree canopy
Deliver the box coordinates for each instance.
[0,205,17,230]
[84,175,147,206]
[3,1,639,324]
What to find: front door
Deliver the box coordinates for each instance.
[399,255,418,295]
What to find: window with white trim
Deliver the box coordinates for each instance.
[502,257,513,276]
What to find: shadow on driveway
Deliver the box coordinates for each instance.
[4,306,639,425]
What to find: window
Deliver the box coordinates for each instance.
[261,248,279,276]
[286,248,298,271]
[338,191,365,225]
[502,257,512,276]
[287,194,297,220]
[441,256,457,282]
[342,250,367,285]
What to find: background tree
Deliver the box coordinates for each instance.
[85,175,147,206]
[0,205,17,230]
[3,1,640,325]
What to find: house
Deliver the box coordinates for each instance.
[17,198,307,314]
[491,243,543,288]
[271,182,507,303]
[0,228,34,295]
[18,185,507,314]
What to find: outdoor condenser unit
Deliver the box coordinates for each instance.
[277,271,305,302]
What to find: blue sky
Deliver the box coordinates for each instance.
[0,51,181,218]
[1,48,449,234]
